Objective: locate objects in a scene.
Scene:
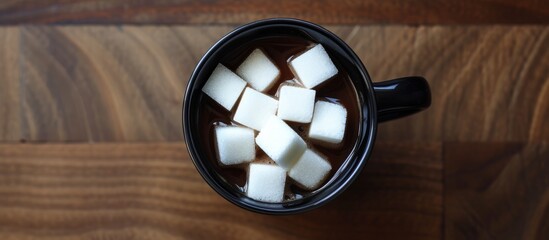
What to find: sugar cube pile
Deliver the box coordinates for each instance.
[309,101,348,144]
[289,44,338,88]
[277,85,316,123]
[256,116,307,170]
[233,87,278,131]
[202,64,247,111]
[289,149,332,190]
[237,49,280,92]
[202,44,348,203]
[215,126,255,166]
[247,163,286,203]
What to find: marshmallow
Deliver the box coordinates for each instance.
[246,163,286,203]
[233,87,278,131]
[277,85,316,123]
[256,116,307,170]
[289,149,332,190]
[308,101,347,144]
[215,126,256,166]
[236,49,280,92]
[202,64,247,111]
[289,44,338,89]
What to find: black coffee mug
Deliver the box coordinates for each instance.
[183,18,430,214]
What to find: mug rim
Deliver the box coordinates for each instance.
[183,18,378,214]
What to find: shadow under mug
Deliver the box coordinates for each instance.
[183,18,431,215]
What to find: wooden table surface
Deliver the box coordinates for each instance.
[0,1,548,239]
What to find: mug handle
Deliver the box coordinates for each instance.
[373,76,431,122]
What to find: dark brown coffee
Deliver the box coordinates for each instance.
[197,35,360,200]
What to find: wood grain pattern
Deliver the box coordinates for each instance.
[0,142,442,240]
[20,26,230,141]
[0,0,547,25]
[0,27,20,142]
[9,26,548,142]
[444,142,549,240]
[369,26,549,142]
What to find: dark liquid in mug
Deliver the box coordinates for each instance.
[197,35,361,201]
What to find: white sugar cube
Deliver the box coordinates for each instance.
[289,44,338,89]
[233,87,278,131]
[277,85,316,123]
[289,149,332,190]
[247,163,286,203]
[236,49,280,92]
[256,116,307,170]
[202,64,247,111]
[308,101,347,144]
[215,126,255,166]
